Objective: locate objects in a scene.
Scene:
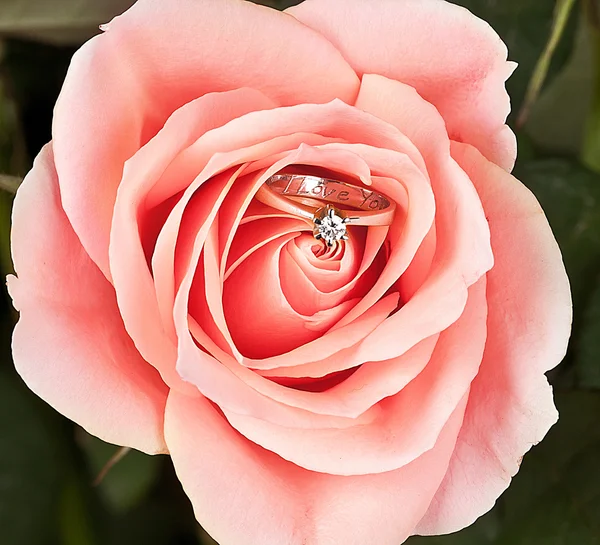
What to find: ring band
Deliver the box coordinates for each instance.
[255,174,396,246]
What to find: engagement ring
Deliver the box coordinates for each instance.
[255,174,396,247]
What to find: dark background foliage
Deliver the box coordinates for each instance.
[0,1,598,544]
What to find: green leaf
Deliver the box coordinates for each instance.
[499,392,600,517]
[79,431,162,514]
[0,0,135,45]
[2,41,76,161]
[60,475,99,545]
[0,60,26,278]
[576,273,600,388]
[497,446,600,545]
[0,369,66,545]
[494,392,600,544]
[408,393,600,545]
[582,3,600,173]
[106,500,198,545]
[0,59,27,177]
[0,191,14,278]
[525,15,596,156]
[103,462,202,545]
[454,0,578,116]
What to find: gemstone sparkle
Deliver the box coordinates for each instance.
[313,206,348,246]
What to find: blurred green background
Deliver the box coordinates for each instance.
[0,0,599,544]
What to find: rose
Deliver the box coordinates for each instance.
[8,0,571,543]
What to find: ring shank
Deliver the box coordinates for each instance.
[267,174,391,211]
[256,174,396,226]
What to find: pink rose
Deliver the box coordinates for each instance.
[9,0,572,543]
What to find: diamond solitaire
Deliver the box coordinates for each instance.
[255,174,396,248]
[313,205,350,247]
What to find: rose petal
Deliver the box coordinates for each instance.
[286,231,362,293]
[224,217,311,281]
[278,230,375,316]
[331,142,493,362]
[148,100,429,345]
[181,237,402,423]
[221,142,418,352]
[164,389,466,545]
[234,141,434,370]
[174,169,249,362]
[355,74,459,303]
[288,0,517,170]
[224,236,353,358]
[166,143,371,364]
[111,89,274,388]
[187,280,481,435]
[53,0,360,277]
[167,111,434,424]
[314,143,435,330]
[223,279,487,475]
[9,145,168,454]
[218,142,336,280]
[145,99,427,208]
[174,155,393,425]
[186,315,381,429]
[356,74,450,164]
[415,142,572,535]
[166,135,410,367]
[154,135,324,349]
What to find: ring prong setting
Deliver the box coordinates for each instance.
[313,205,348,246]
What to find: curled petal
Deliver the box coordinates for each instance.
[416,142,572,535]
[111,89,274,388]
[288,0,517,170]
[9,145,168,454]
[53,0,359,277]
[165,388,467,545]
[223,279,487,476]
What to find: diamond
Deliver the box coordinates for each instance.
[313,206,348,246]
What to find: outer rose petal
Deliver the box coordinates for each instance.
[111,88,276,390]
[287,0,517,171]
[222,279,487,476]
[53,0,360,277]
[8,145,168,454]
[415,142,572,535]
[165,390,467,545]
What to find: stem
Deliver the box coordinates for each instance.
[92,446,131,486]
[582,0,600,172]
[0,174,21,194]
[517,0,579,128]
